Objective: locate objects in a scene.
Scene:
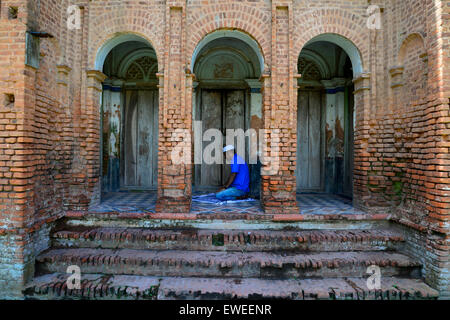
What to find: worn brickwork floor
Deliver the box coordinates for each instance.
[25,273,439,300]
[91,192,363,215]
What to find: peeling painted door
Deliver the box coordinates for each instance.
[223,90,246,183]
[342,87,354,197]
[297,90,323,192]
[196,89,246,189]
[199,90,223,187]
[123,90,158,189]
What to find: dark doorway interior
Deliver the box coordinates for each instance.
[101,41,159,193]
[296,42,355,199]
[195,89,248,190]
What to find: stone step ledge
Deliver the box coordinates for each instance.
[66,211,391,222]
[24,273,439,300]
[52,227,405,252]
[36,248,421,279]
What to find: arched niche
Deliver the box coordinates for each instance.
[117,48,158,83]
[195,48,254,82]
[398,33,426,65]
[304,33,363,78]
[296,36,356,198]
[190,30,264,196]
[95,33,155,72]
[98,34,159,193]
[191,29,264,75]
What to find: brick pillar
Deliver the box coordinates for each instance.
[0,64,38,299]
[424,99,450,298]
[156,2,192,213]
[352,73,373,211]
[245,79,263,199]
[84,70,107,208]
[0,2,39,297]
[56,65,73,208]
[261,2,298,214]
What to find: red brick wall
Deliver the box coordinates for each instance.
[0,1,29,231]
[156,2,191,212]
[0,0,448,296]
[0,0,59,296]
[291,2,373,214]
[0,0,30,296]
[382,0,448,294]
[384,0,448,236]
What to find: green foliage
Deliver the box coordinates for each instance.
[392,181,403,196]
[212,233,224,246]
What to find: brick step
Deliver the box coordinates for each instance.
[64,212,391,231]
[36,248,421,279]
[24,273,438,300]
[51,227,405,252]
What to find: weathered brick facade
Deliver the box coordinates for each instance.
[0,0,448,298]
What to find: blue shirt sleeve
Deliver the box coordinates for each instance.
[231,155,239,173]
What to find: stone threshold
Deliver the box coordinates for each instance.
[25,273,439,300]
[64,211,392,230]
[66,211,391,222]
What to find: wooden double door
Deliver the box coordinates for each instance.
[195,89,247,189]
[122,89,159,190]
[296,88,354,195]
[296,90,324,192]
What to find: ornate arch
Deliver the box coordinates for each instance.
[187,4,270,70]
[293,8,368,77]
[88,9,164,72]
[302,34,363,77]
[191,29,265,74]
[118,48,158,81]
[194,49,255,81]
[298,48,331,80]
[299,60,322,81]
[94,33,159,72]
[396,32,428,106]
[398,33,426,65]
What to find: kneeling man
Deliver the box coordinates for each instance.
[216,145,250,201]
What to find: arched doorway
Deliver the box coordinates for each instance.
[191,31,263,196]
[100,37,159,192]
[296,36,357,198]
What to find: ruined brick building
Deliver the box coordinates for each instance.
[0,0,448,299]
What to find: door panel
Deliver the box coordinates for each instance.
[297,90,323,192]
[223,90,245,182]
[123,90,158,189]
[136,91,153,187]
[151,92,159,187]
[298,92,309,189]
[197,89,246,189]
[200,90,223,187]
[343,88,354,197]
[124,90,138,187]
[308,91,322,190]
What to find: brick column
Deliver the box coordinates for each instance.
[156,2,192,213]
[245,79,263,199]
[56,65,73,207]
[352,72,373,211]
[0,63,38,299]
[261,2,298,214]
[84,70,107,208]
[0,3,39,297]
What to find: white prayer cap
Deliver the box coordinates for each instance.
[223,145,235,152]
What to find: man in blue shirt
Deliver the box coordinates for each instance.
[216,145,250,201]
